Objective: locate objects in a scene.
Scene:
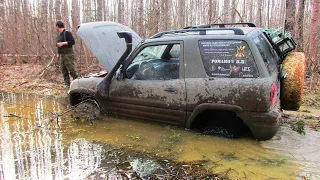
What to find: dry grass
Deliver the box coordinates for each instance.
[0,64,66,95]
[0,62,102,95]
[303,76,320,108]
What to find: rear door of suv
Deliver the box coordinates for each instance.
[184,38,272,116]
[253,33,282,108]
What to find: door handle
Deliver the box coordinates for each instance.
[164,87,178,93]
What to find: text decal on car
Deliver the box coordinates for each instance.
[199,40,259,78]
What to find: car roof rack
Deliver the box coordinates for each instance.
[151,28,245,38]
[184,22,257,29]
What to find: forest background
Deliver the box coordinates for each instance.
[0,0,319,89]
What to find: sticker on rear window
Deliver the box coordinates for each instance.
[199,40,259,78]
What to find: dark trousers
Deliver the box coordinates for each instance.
[60,52,78,86]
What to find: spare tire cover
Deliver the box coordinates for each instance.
[281,52,306,110]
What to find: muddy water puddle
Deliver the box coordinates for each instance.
[0,92,319,179]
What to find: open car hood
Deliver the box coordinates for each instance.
[77,21,142,72]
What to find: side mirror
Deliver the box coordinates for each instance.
[274,37,296,58]
[115,69,124,80]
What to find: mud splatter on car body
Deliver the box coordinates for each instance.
[69,22,299,140]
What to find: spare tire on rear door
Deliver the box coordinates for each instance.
[280,52,306,110]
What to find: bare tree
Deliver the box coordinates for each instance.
[0,0,317,77]
[223,0,230,22]
[208,0,213,23]
[178,0,185,28]
[55,0,61,20]
[0,0,5,57]
[310,0,320,65]
[97,0,103,21]
[285,0,296,35]
[137,0,144,37]
[256,0,262,27]
[118,0,124,24]
[104,0,109,21]
[231,0,237,22]
[296,0,306,51]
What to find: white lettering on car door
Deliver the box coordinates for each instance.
[242,67,251,72]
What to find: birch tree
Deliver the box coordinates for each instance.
[310,0,320,65]
[285,0,296,35]
[296,0,306,51]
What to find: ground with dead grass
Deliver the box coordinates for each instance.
[0,64,66,95]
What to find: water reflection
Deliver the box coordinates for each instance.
[0,93,103,179]
[0,92,319,179]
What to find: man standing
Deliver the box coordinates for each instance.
[55,21,78,88]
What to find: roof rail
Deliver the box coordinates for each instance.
[151,28,245,38]
[184,22,257,29]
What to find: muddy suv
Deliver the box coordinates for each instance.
[69,22,305,140]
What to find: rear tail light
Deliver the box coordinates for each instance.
[270,83,277,106]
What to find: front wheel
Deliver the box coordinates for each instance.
[74,99,101,120]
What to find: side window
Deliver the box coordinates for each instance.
[253,34,280,73]
[199,40,259,78]
[126,44,181,80]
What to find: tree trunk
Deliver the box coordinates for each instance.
[0,0,5,55]
[310,0,320,64]
[137,0,144,37]
[62,0,69,27]
[242,0,246,22]
[285,0,296,35]
[118,0,124,24]
[223,0,230,22]
[256,0,262,27]
[72,0,80,30]
[248,0,253,22]
[97,0,103,21]
[231,0,236,22]
[41,0,48,42]
[87,0,92,22]
[267,0,270,27]
[208,0,213,23]
[296,0,306,51]
[178,0,185,28]
[55,0,61,20]
[212,0,217,22]
[160,0,168,31]
[104,0,109,21]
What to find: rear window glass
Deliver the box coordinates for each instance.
[199,40,259,78]
[253,34,280,73]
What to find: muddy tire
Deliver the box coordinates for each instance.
[281,52,306,111]
[74,100,101,120]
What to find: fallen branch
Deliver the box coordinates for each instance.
[3,113,22,118]
[38,54,56,77]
